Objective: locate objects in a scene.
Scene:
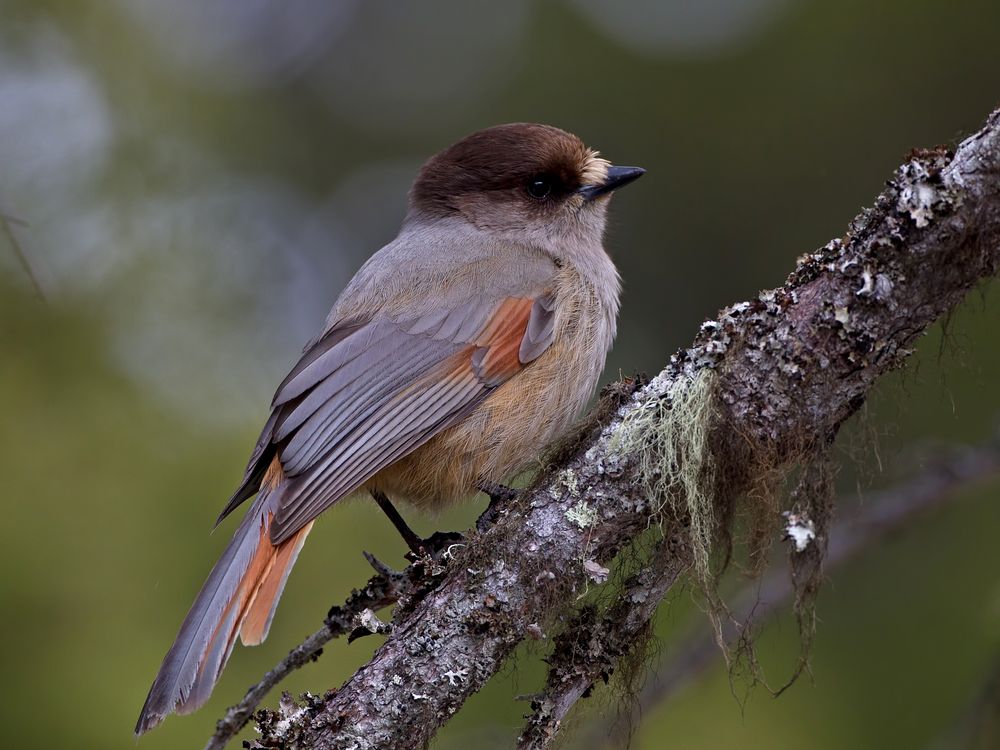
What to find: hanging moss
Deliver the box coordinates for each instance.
[610,369,720,589]
[605,366,835,697]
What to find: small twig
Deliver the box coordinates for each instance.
[579,435,1000,749]
[0,207,45,300]
[362,550,396,579]
[204,555,407,750]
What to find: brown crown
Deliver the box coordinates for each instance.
[410,123,595,216]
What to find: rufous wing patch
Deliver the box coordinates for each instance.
[472,297,536,385]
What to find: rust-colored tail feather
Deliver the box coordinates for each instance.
[135,480,312,734]
[239,522,311,646]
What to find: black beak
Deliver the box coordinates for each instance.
[578,165,646,202]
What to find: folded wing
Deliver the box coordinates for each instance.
[219,292,557,545]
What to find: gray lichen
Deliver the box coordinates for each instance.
[565,500,598,529]
[610,368,719,586]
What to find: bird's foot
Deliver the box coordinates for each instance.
[370,488,464,561]
[404,530,466,563]
[475,481,520,532]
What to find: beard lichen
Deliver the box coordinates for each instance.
[777,448,834,693]
[604,366,835,701]
[610,368,720,590]
[512,364,837,729]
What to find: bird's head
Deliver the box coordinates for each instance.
[408,123,644,254]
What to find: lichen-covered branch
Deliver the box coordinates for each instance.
[516,527,690,750]
[248,106,1000,750]
[579,433,1000,749]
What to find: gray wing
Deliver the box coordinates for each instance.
[218,293,557,544]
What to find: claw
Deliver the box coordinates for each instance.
[404,530,466,562]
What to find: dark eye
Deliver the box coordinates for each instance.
[526,175,553,200]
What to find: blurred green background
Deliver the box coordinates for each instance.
[2,1,999,748]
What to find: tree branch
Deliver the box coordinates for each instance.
[516,528,689,750]
[577,433,1000,749]
[236,105,1000,749]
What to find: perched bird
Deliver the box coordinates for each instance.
[135,123,644,734]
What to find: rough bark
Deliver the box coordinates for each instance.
[240,106,1000,750]
[516,528,689,750]
[579,435,1000,749]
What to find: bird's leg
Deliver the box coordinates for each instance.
[369,489,463,558]
[475,480,520,532]
[370,488,424,555]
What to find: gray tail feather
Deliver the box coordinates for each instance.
[134,494,273,735]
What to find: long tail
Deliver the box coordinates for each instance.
[135,470,312,734]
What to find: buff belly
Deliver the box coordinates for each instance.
[367,337,600,510]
